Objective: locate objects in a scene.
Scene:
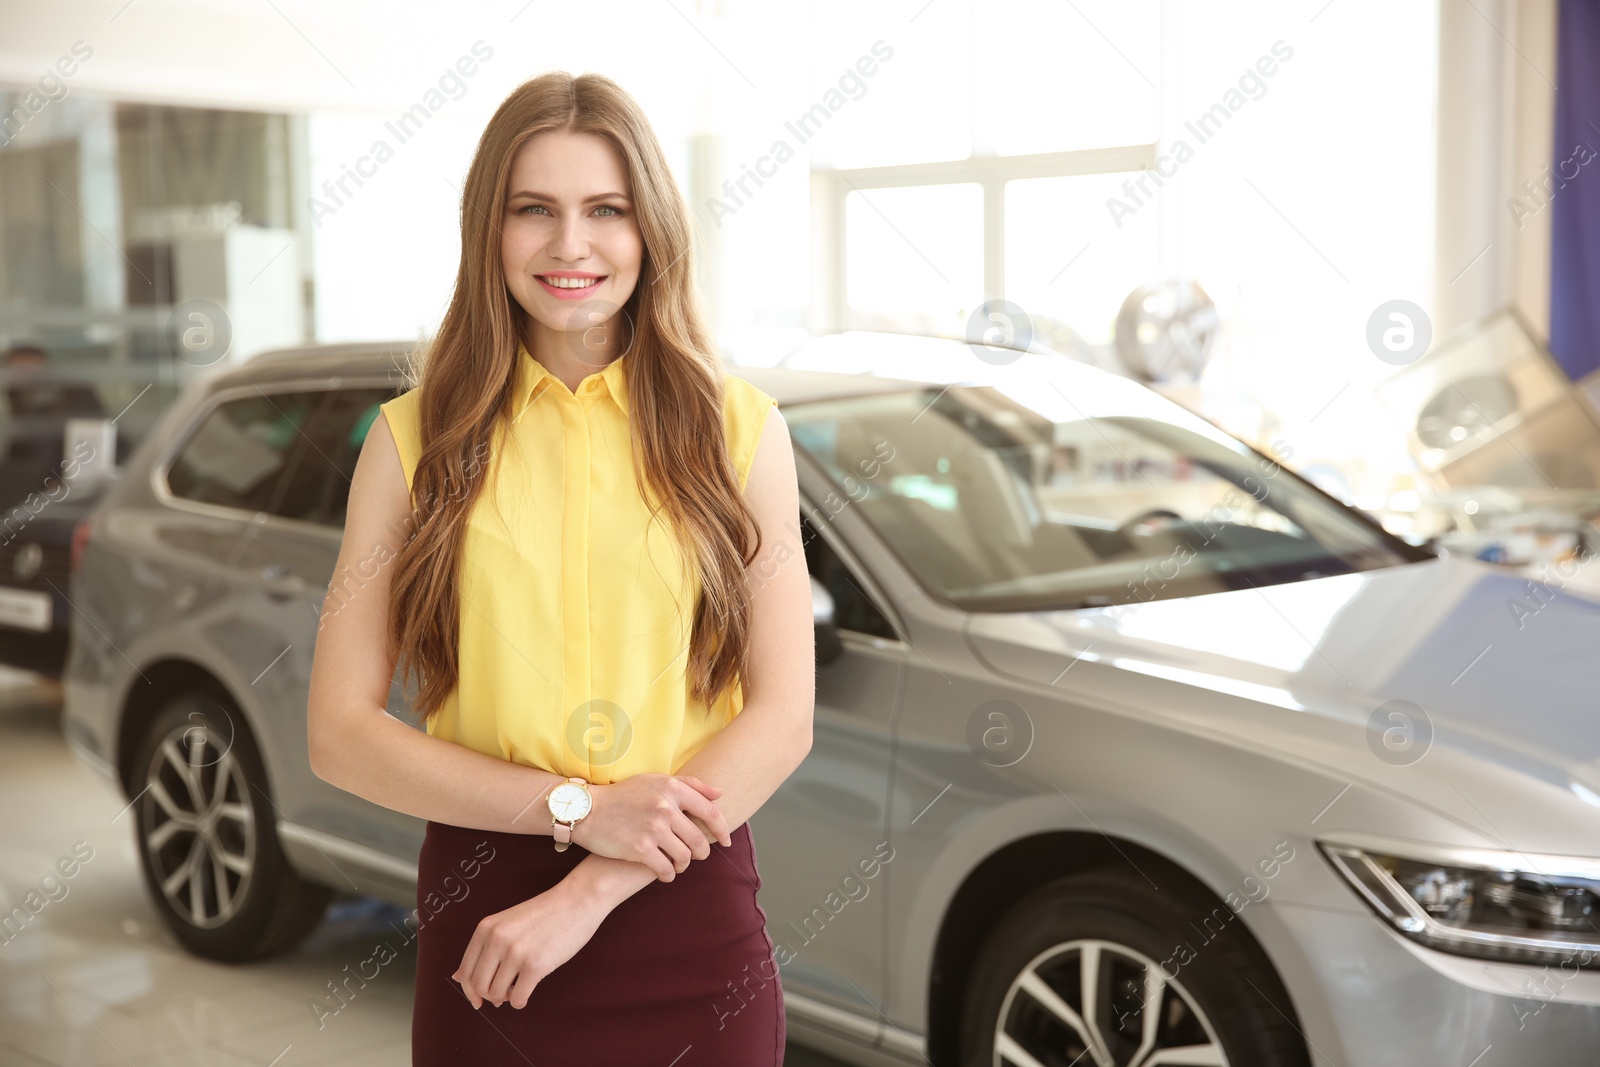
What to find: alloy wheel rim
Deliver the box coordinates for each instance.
[139,720,256,929]
[993,937,1228,1067]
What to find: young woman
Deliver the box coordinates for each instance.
[306,71,814,1066]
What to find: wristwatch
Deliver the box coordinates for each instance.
[548,777,593,852]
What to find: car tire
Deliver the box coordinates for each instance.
[959,871,1310,1067]
[130,690,331,962]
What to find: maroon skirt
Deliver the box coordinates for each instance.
[411,819,785,1066]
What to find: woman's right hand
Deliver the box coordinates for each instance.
[569,774,733,881]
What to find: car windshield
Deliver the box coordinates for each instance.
[784,380,1426,612]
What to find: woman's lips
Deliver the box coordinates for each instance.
[535,275,605,300]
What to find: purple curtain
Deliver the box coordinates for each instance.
[1550,0,1600,379]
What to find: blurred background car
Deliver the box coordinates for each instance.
[0,343,128,678]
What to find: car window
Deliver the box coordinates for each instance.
[164,391,324,517]
[800,510,898,641]
[786,386,1424,612]
[284,387,398,529]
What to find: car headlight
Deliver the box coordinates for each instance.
[1316,832,1600,969]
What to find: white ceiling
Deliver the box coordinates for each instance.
[0,0,723,119]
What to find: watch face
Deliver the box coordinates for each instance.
[549,782,592,821]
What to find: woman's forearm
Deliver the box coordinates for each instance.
[674,697,812,829]
[309,706,568,836]
[557,697,812,914]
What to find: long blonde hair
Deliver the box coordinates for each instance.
[387,71,763,723]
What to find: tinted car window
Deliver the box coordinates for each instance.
[285,387,396,529]
[165,391,323,516]
[801,511,898,640]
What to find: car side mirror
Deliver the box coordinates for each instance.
[812,575,844,666]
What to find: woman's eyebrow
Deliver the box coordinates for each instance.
[507,190,630,203]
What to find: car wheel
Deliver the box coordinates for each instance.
[131,691,331,962]
[960,871,1309,1067]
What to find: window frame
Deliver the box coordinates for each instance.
[811,144,1158,334]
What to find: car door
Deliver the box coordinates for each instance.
[776,381,1057,1053]
[234,382,431,891]
[747,477,905,1032]
[152,384,334,655]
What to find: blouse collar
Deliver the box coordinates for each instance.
[513,340,631,419]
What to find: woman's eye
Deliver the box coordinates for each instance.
[515,204,624,217]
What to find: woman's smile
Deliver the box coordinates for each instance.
[535,272,607,300]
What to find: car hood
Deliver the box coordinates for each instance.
[963,555,1600,846]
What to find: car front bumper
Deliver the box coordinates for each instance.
[1274,899,1600,1063]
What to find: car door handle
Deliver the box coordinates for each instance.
[260,563,308,600]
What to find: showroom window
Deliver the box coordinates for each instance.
[810,0,1160,341]
[1004,172,1163,348]
[0,95,313,456]
[843,183,985,336]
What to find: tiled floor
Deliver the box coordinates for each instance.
[0,669,848,1067]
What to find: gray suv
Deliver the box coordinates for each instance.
[64,333,1600,1065]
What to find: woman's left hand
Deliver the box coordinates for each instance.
[452,883,605,1009]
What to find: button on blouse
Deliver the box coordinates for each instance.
[377,342,778,784]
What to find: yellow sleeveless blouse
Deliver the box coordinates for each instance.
[378,342,778,785]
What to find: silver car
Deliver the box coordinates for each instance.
[62,331,1600,1065]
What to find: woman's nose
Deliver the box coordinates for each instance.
[549,216,591,259]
